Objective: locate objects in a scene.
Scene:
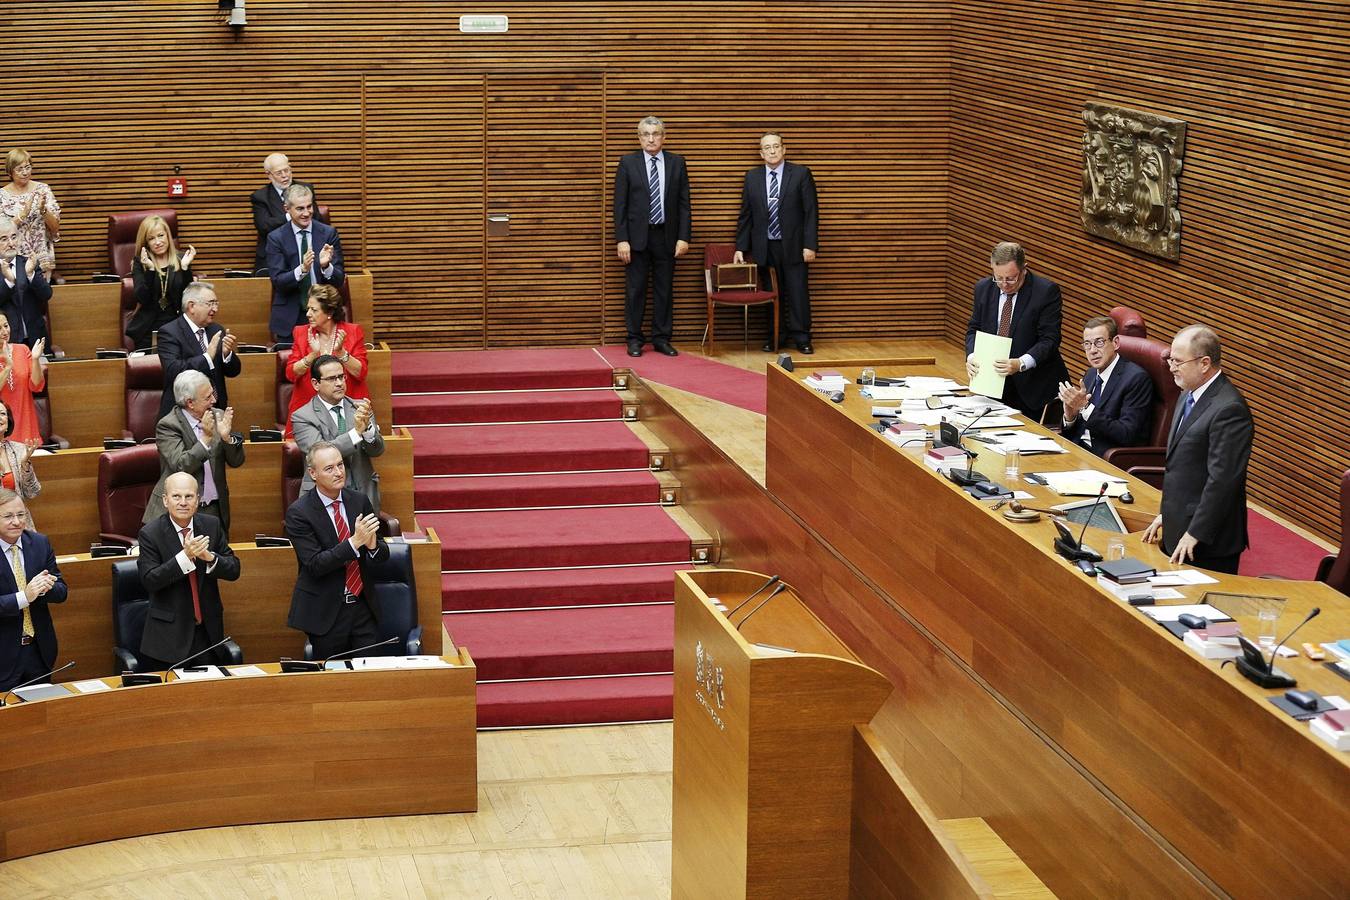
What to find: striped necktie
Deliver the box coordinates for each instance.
[298,229,311,292]
[12,544,33,641]
[648,156,663,225]
[330,499,364,597]
[768,169,782,240]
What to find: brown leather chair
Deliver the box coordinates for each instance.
[124,354,165,442]
[701,243,778,354]
[31,391,68,449]
[283,439,400,537]
[1109,305,1148,339]
[1316,469,1350,594]
[108,209,180,350]
[1102,329,1180,480]
[97,443,161,546]
[276,352,294,429]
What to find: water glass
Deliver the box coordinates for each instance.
[1257,604,1279,650]
[860,367,876,389]
[1004,448,1020,481]
[1106,538,1127,561]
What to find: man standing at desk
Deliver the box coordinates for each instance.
[266,184,344,342]
[250,153,317,275]
[614,116,690,358]
[285,441,388,658]
[0,488,65,692]
[1058,315,1156,456]
[136,471,240,670]
[290,354,385,510]
[734,131,819,354]
[1143,325,1254,573]
[964,242,1068,420]
[157,282,241,419]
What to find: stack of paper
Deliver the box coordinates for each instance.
[1039,470,1129,496]
[978,430,1068,455]
[352,655,455,670]
[803,371,847,394]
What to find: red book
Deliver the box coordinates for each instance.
[1319,709,1350,732]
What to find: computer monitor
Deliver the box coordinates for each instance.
[1053,497,1127,533]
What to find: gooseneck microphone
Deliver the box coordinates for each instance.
[734,583,790,631]
[1054,483,1107,563]
[323,636,401,668]
[167,635,237,679]
[0,660,75,706]
[725,575,781,619]
[947,407,994,486]
[1075,483,1109,551]
[1234,607,1320,689]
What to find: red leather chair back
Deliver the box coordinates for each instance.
[1109,305,1148,339]
[98,443,162,543]
[703,243,776,304]
[108,209,179,278]
[125,354,166,442]
[283,440,304,508]
[1116,334,1179,447]
[1325,470,1350,594]
[276,352,294,428]
[316,204,331,225]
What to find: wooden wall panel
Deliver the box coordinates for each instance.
[944,1,1350,541]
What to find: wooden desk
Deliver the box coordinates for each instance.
[45,346,393,449]
[48,272,377,358]
[0,651,475,862]
[765,363,1349,897]
[51,532,443,680]
[29,430,416,555]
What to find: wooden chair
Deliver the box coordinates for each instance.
[701,243,778,354]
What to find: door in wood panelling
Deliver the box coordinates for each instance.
[484,74,606,347]
[363,77,486,349]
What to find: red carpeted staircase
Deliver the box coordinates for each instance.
[393,348,692,728]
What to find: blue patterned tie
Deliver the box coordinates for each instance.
[767,169,782,240]
[1090,376,1102,407]
[648,156,663,225]
[1178,391,1194,424]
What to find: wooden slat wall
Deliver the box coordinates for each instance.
[9,1,949,351]
[945,1,1350,541]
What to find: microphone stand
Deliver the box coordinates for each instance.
[0,660,75,706]
[1234,607,1320,689]
[1053,484,1107,563]
[734,584,790,631]
[946,407,994,487]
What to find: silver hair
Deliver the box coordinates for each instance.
[638,116,665,134]
[181,280,216,313]
[173,369,211,407]
[284,183,314,206]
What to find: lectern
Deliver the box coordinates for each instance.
[672,569,892,899]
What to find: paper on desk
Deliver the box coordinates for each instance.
[352,655,454,670]
[864,386,923,401]
[897,410,946,426]
[1149,570,1220,586]
[981,490,1034,501]
[172,665,230,681]
[228,665,268,677]
[982,437,1066,455]
[1096,578,1185,601]
[72,679,112,694]
[1140,603,1231,623]
[970,331,1012,398]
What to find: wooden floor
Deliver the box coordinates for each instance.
[3,336,1330,898]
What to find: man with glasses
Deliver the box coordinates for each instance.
[1142,325,1253,573]
[157,281,241,419]
[0,487,66,693]
[250,153,317,275]
[1057,315,1155,456]
[289,354,385,511]
[964,242,1068,419]
[145,370,246,539]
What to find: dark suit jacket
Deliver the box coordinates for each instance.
[144,408,246,530]
[290,395,385,510]
[735,161,819,265]
[136,512,241,662]
[1161,372,1254,560]
[0,530,67,688]
[157,316,243,419]
[613,150,691,253]
[265,220,345,337]
[284,487,389,637]
[964,271,1068,415]
[0,256,53,347]
[250,181,316,272]
[1061,357,1156,458]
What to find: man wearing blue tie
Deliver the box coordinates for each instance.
[265,184,345,341]
[614,116,691,358]
[1058,315,1155,457]
[1143,325,1254,573]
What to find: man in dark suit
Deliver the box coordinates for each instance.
[613,115,691,358]
[145,370,246,538]
[1058,315,1156,457]
[135,471,241,669]
[964,242,1069,420]
[0,488,67,692]
[157,281,242,419]
[265,183,344,341]
[1144,325,1254,573]
[734,132,819,354]
[249,152,317,274]
[285,441,389,658]
[290,354,385,511]
[0,217,52,348]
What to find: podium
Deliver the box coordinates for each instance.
[672,569,892,899]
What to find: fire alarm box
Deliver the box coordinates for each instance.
[167,177,188,198]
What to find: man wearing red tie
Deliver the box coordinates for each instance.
[136,471,240,669]
[285,440,388,658]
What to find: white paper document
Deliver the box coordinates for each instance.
[227,665,269,677]
[352,655,455,670]
[72,679,112,694]
[1140,603,1232,623]
[171,665,231,681]
[970,331,1013,399]
[1149,570,1220,586]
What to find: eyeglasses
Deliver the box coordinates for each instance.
[1164,355,1203,369]
[0,511,27,523]
[10,164,32,175]
[990,274,1022,285]
[318,373,347,384]
[1081,338,1110,349]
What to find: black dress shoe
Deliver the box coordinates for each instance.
[627,342,643,358]
[653,341,678,357]
[761,340,776,353]
[798,342,814,355]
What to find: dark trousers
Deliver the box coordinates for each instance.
[307,595,381,659]
[765,239,811,344]
[1190,551,1242,575]
[140,622,226,671]
[624,224,675,344]
[0,640,49,691]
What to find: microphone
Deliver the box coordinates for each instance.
[734,583,790,631]
[0,660,75,706]
[323,635,400,668]
[1234,607,1320,689]
[946,407,994,486]
[1053,483,1107,563]
[166,635,236,681]
[724,574,780,619]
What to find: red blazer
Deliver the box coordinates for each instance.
[283,322,369,437]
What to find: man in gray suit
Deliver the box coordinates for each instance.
[289,353,384,511]
[1143,325,1254,573]
[145,370,246,538]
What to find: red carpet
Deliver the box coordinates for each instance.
[477,675,673,729]
[416,470,662,511]
[1240,510,1333,579]
[593,344,768,414]
[393,388,621,426]
[393,348,612,392]
[442,564,690,612]
[411,421,651,475]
